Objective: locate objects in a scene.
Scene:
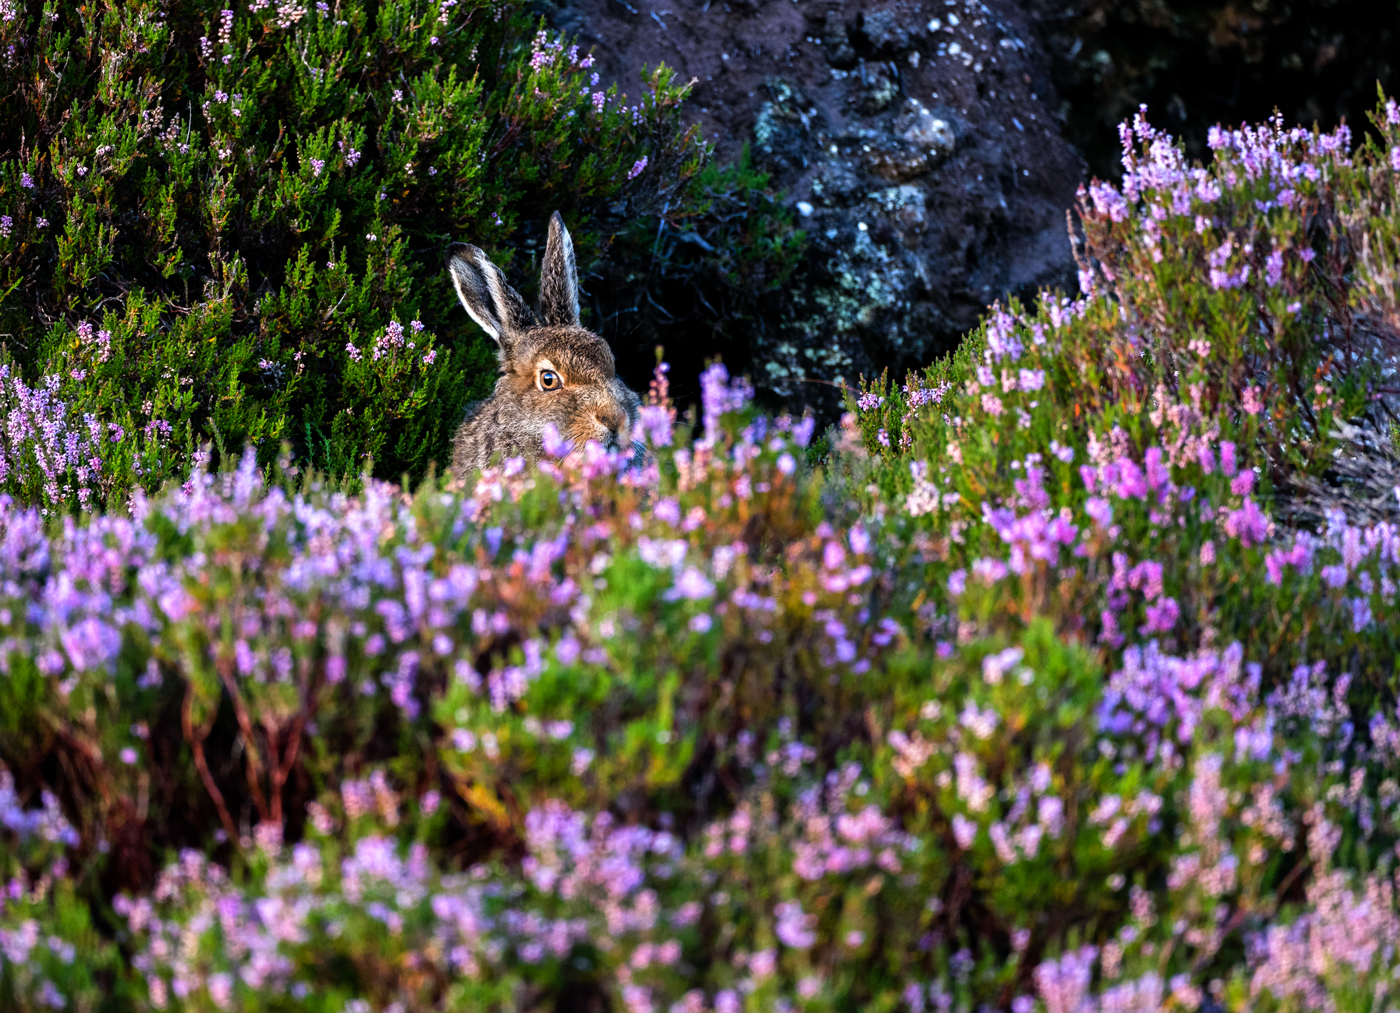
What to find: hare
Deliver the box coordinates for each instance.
[447,212,643,474]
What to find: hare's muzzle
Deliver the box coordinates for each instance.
[594,405,630,449]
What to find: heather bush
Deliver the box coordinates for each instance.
[0,0,705,509]
[5,93,1400,1013]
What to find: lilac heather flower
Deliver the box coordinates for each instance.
[627,156,648,180]
[540,423,573,457]
[637,405,673,447]
[664,566,714,601]
[791,416,815,447]
[20,172,33,189]
[698,362,753,442]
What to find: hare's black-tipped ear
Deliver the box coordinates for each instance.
[539,211,580,327]
[447,243,535,355]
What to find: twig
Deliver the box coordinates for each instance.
[182,682,239,846]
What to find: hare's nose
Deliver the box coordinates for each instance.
[596,406,627,435]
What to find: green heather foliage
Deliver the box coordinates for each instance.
[0,0,704,508]
[9,67,1400,1013]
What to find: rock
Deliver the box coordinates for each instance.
[851,60,899,113]
[822,10,858,68]
[898,104,957,157]
[551,0,1086,419]
[855,8,913,54]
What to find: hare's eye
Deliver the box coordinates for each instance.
[538,369,561,391]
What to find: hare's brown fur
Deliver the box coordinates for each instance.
[447,213,642,474]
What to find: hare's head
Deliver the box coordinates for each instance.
[447,212,639,456]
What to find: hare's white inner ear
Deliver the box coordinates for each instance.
[540,211,580,327]
[448,244,536,362]
[448,247,504,342]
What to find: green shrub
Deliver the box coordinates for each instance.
[0,0,705,509]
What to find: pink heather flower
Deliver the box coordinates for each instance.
[207,973,234,1010]
[1219,440,1237,477]
[1392,147,1400,172]
[1223,499,1269,546]
[422,349,437,365]
[627,156,648,180]
[0,215,11,238]
[120,747,139,765]
[1143,596,1180,633]
[1200,540,1216,565]
[952,813,977,849]
[345,342,362,361]
[1241,385,1263,415]
[775,901,816,948]
[310,158,325,176]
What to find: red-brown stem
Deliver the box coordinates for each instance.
[182,685,239,846]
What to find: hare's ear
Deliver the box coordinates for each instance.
[447,244,535,356]
[539,211,580,327]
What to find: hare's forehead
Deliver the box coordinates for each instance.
[517,334,615,378]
